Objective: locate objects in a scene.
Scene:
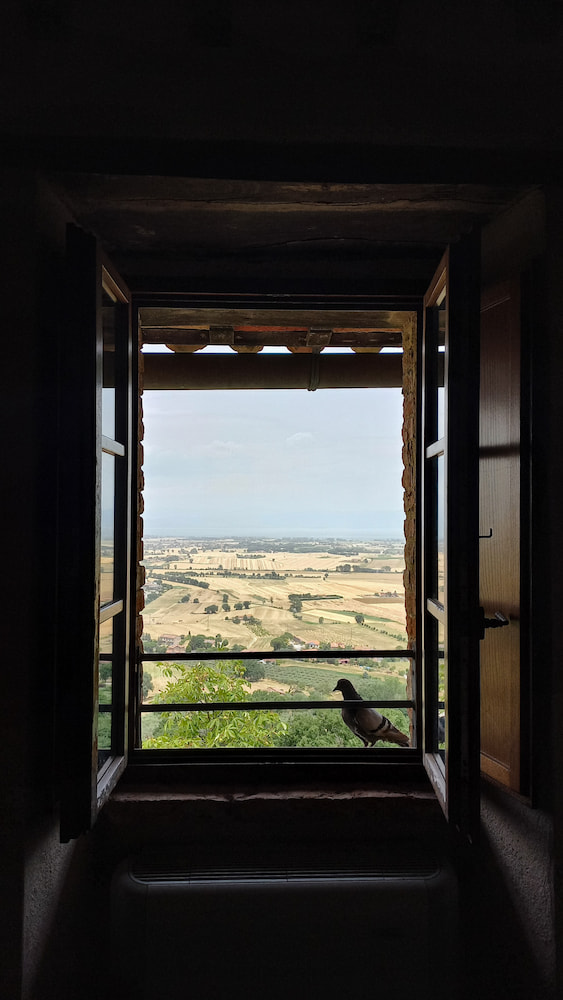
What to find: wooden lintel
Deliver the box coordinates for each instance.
[307,328,333,347]
[209,325,234,345]
[144,328,404,349]
[140,306,413,330]
[143,352,403,390]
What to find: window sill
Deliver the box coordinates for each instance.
[98,761,446,853]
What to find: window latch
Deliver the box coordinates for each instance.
[479,608,509,640]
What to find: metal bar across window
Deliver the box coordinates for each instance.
[140,648,415,662]
[140,700,414,712]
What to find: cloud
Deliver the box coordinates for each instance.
[204,439,244,456]
[285,431,313,447]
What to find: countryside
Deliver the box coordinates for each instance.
[133,536,412,749]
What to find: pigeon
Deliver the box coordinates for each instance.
[333,678,410,747]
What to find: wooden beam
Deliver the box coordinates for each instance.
[140,306,410,330]
[145,328,403,349]
[142,352,402,390]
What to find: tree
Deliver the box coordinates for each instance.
[289,598,302,613]
[270,632,294,651]
[234,602,243,611]
[99,661,112,684]
[355,613,365,625]
[205,604,219,614]
[275,709,359,748]
[143,660,282,749]
[142,670,154,699]
[241,659,265,682]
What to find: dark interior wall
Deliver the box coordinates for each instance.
[0,173,102,1000]
[3,0,563,152]
[3,3,563,997]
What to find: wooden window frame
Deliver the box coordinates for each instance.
[57,226,133,841]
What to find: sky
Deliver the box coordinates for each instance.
[141,375,405,540]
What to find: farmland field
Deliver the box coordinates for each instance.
[141,537,407,655]
[137,536,412,747]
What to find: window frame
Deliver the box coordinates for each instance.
[129,292,423,778]
[420,239,482,842]
[57,231,483,833]
[58,226,133,840]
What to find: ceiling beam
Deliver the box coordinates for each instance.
[142,352,403,390]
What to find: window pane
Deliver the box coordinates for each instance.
[428,454,445,603]
[98,617,113,764]
[100,451,115,605]
[437,453,445,602]
[102,287,116,439]
[437,619,445,759]
[437,296,446,439]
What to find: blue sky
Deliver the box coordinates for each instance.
[141,385,404,539]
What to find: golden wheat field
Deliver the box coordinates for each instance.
[141,540,407,652]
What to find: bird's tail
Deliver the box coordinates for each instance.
[379,716,410,747]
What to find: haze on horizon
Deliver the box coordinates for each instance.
[141,387,404,540]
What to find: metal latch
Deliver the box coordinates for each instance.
[479,609,509,640]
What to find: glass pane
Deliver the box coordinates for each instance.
[428,453,445,603]
[102,287,116,439]
[140,654,411,749]
[437,295,446,439]
[98,617,113,764]
[437,453,445,603]
[437,619,445,759]
[100,452,115,605]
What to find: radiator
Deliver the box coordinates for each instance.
[111,847,457,1000]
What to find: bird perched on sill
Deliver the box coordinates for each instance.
[333,678,410,748]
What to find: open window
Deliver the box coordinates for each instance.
[420,238,481,840]
[57,226,134,840]
[57,224,482,840]
[135,303,419,767]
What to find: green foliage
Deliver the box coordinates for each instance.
[186,633,213,651]
[143,660,283,749]
[142,670,154,699]
[355,613,365,625]
[275,709,359,748]
[241,659,265,682]
[270,632,295,650]
[99,661,112,684]
[142,638,168,653]
[158,572,209,588]
[204,604,219,614]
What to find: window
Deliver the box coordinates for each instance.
[136,309,419,764]
[58,226,133,841]
[58,228,482,840]
[421,240,481,839]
